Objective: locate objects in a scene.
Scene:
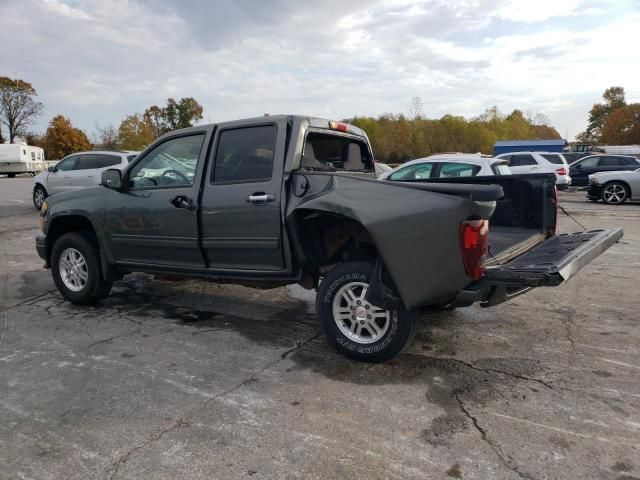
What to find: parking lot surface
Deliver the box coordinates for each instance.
[1,176,639,480]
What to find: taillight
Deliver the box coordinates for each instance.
[328,121,349,132]
[459,220,489,281]
[555,167,567,175]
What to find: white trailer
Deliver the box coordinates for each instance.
[0,143,46,177]
[598,145,640,156]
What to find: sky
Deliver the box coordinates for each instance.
[1,0,639,141]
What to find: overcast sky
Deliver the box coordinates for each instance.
[2,0,639,140]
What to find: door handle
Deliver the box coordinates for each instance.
[247,193,275,205]
[171,195,195,210]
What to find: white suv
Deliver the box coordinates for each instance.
[379,153,511,181]
[33,151,138,209]
[494,151,571,187]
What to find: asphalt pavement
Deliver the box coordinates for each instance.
[1,176,639,480]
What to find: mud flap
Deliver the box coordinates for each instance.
[365,257,402,311]
[457,228,623,308]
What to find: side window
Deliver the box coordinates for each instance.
[127,154,137,163]
[578,157,599,167]
[31,152,36,161]
[598,156,622,166]
[437,162,481,177]
[94,154,122,168]
[129,134,205,188]
[389,163,434,181]
[213,125,276,183]
[509,154,537,167]
[76,154,96,170]
[56,156,77,171]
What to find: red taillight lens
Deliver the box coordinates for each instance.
[459,220,489,281]
[555,167,567,175]
[328,121,349,132]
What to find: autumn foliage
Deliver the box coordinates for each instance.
[44,115,91,159]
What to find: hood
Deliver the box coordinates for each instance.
[46,186,105,207]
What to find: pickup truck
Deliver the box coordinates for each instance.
[35,115,623,362]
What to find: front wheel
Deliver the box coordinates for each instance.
[601,182,629,205]
[51,232,112,305]
[316,261,417,362]
[33,185,47,210]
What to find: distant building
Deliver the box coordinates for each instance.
[493,139,567,156]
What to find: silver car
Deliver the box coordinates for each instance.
[33,151,138,209]
[587,167,640,204]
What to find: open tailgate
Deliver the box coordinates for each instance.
[477,228,623,307]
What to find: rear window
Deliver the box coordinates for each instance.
[302,132,372,172]
[541,154,565,165]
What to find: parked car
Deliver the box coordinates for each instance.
[379,154,511,181]
[569,155,640,187]
[494,152,571,188]
[561,152,589,164]
[35,115,622,362]
[587,168,640,204]
[33,151,139,209]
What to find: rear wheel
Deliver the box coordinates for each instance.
[601,182,629,205]
[33,185,47,210]
[51,232,112,305]
[316,261,417,362]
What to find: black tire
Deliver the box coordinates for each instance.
[601,181,629,205]
[316,261,417,362]
[7,173,16,178]
[51,232,113,305]
[33,185,47,210]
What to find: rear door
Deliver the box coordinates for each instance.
[432,162,481,178]
[200,119,287,272]
[570,156,599,185]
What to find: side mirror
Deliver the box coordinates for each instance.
[102,169,122,189]
[47,166,55,172]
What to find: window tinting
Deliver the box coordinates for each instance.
[541,154,564,165]
[129,134,205,188]
[389,163,433,181]
[76,155,96,170]
[301,132,372,172]
[577,156,599,167]
[509,154,537,167]
[436,162,481,177]
[599,156,624,166]
[94,154,122,168]
[127,154,137,163]
[213,126,276,182]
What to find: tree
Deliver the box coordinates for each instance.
[577,86,627,143]
[0,77,44,143]
[163,97,204,131]
[600,104,640,145]
[117,114,154,150]
[43,115,92,159]
[143,105,166,138]
[408,96,424,120]
[93,123,119,150]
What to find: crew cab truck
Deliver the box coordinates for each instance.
[35,115,623,362]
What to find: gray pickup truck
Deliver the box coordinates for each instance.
[36,115,623,362]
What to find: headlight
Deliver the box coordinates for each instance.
[589,177,599,185]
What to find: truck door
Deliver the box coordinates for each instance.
[200,120,286,271]
[103,131,209,268]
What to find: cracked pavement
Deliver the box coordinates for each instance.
[1,177,639,479]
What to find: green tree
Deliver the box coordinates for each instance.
[0,77,44,143]
[117,114,154,150]
[163,97,204,131]
[43,115,91,159]
[577,86,627,143]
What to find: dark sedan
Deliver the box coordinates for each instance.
[570,155,640,186]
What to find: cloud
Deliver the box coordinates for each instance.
[0,0,638,141]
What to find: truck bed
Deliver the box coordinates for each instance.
[486,226,545,267]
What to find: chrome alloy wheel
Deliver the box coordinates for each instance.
[34,188,45,209]
[603,184,627,204]
[59,248,88,292]
[332,281,391,344]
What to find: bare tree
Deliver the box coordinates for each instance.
[0,77,44,143]
[408,96,424,120]
[93,123,119,150]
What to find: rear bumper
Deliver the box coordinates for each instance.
[454,228,623,308]
[36,235,49,266]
